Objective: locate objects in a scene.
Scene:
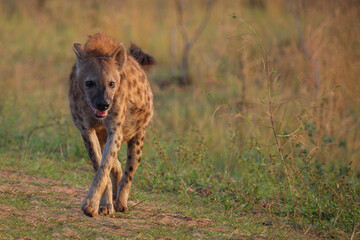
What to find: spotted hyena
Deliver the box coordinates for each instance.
[68,33,155,217]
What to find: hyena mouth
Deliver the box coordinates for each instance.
[89,103,109,119]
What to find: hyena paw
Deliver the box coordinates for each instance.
[99,203,115,216]
[114,200,128,213]
[82,197,99,217]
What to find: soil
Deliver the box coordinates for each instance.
[0,170,214,238]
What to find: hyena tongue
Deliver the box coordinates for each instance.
[89,102,108,118]
[94,109,108,117]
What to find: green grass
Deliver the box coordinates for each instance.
[0,105,358,238]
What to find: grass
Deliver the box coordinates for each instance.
[0,0,359,239]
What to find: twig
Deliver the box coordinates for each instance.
[350,223,358,240]
[266,52,284,162]
[174,0,190,46]
[174,0,215,85]
[128,199,147,210]
[189,0,215,48]
[265,51,293,195]
[26,123,55,141]
[175,0,214,50]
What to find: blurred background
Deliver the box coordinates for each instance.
[0,0,359,173]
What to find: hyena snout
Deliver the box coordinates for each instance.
[94,90,112,111]
[89,95,112,118]
[96,99,110,111]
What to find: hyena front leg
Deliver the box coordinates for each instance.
[80,129,115,216]
[115,130,145,212]
[82,130,123,217]
[95,128,122,216]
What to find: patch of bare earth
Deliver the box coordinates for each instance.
[0,170,213,238]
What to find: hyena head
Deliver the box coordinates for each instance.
[72,42,127,119]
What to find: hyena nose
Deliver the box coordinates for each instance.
[96,102,109,111]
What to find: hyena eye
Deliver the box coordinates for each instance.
[85,81,95,88]
[109,81,115,88]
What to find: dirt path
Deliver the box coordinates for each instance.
[0,170,214,239]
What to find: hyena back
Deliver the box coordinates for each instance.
[68,33,155,217]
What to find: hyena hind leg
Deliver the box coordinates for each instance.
[111,159,122,201]
[114,130,145,212]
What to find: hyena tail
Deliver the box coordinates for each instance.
[129,43,156,71]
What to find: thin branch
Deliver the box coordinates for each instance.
[266,51,293,196]
[174,0,190,45]
[174,0,215,86]
[266,52,284,162]
[175,0,215,51]
[188,0,215,50]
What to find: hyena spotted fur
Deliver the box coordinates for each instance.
[68,33,155,217]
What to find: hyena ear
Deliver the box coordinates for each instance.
[111,43,127,70]
[72,43,86,60]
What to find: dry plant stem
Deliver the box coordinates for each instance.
[174,0,215,86]
[265,51,293,194]
[350,224,358,240]
[266,53,284,162]
[240,49,247,110]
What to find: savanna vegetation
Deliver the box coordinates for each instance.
[0,0,359,239]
